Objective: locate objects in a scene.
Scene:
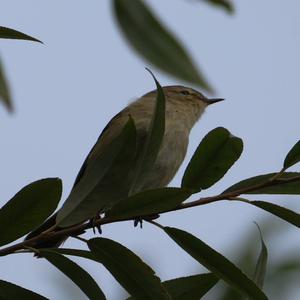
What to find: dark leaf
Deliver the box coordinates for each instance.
[161,273,218,300]
[0,58,12,112]
[0,26,42,43]
[202,0,234,14]
[49,248,96,260]
[0,178,62,247]
[53,248,218,299]
[40,250,106,300]
[107,187,192,219]
[241,200,300,228]
[113,0,212,91]
[253,223,268,289]
[224,172,300,194]
[0,280,49,300]
[56,117,137,227]
[127,273,219,300]
[88,238,171,300]
[284,140,300,169]
[129,69,165,194]
[182,127,243,190]
[164,227,268,300]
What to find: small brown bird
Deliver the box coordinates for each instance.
[25,85,223,248]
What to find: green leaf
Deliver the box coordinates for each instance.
[242,200,300,228]
[253,223,268,289]
[164,227,268,300]
[48,248,96,260]
[56,117,137,227]
[273,258,300,274]
[224,172,300,194]
[161,273,219,300]
[203,0,234,14]
[0,178,62,247]
[107,187,192,219]
[182,127,243,190]
[129,69,165,194]
[0,58,13,112]
[53,247,218,299]
[88,238,171,300]
[0,280,49,300]
[113,0,212,91]
[0,26,42,43]
[284,140,300,169]
[127,273,219,300]
[40,250,106,300]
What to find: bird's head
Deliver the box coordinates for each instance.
[162,85,224,108]
[141,85,224,129]
[161,86,224,126]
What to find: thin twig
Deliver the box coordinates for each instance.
[146,219,164,229]
[72,236,88,243]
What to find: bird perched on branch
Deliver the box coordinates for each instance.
[25,85,223,249]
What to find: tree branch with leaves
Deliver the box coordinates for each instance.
[1,1,299,300]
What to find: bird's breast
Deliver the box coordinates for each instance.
[136,126,189,190]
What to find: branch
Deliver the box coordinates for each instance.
[1,174,300,257]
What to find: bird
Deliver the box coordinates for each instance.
[25,85,224,249]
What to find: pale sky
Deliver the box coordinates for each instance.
[1,1,300,299]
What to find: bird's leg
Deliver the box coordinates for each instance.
[134,214,160,229]
[134,217,143,228]
[89,213,102,234]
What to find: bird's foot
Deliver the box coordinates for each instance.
[133,214,160,228]
[89,214,102,234]
[134,217,143,228]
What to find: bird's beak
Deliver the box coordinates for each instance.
[204,98,225,105]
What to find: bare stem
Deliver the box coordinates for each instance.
[72,236,88,243]
[147,219,164,230]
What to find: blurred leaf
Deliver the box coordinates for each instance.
[272,258,300,274]
[107,187,192,219]
[57,117,137,227]
[40,250,106,300]
[0,178,62,247]
[218,285,243,300]
[202,0,234,14]
[284,140,300,169]
[127,273,219,300]
[130,69,165,194]
[253,224,268,289]
[0,280,49,300]
[217,216,287,300]
[224,172,300,194]
[182,127,243,190]
[0,58,13,112]
[241,200,300,228]
[0,26,42,43]
[113,0,212,91]
[88,238,171,300]
[164,227,268,300]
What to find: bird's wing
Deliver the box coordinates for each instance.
[72,110,125,187]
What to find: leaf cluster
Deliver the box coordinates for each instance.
[0,72,300,299]
[1,1,300,300]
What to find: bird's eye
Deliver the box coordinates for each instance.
[180,90,190,96]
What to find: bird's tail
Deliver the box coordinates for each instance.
[24,213,67,249]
